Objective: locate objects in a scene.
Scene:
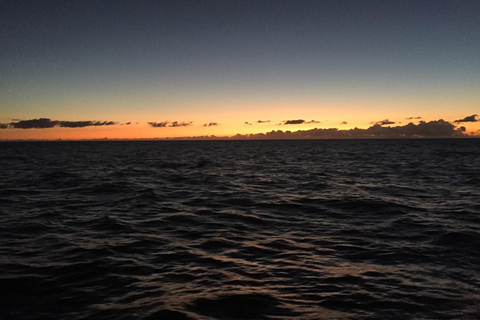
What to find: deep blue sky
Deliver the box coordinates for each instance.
[1,0,479,139]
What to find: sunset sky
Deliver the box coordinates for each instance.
[1,0,479,140]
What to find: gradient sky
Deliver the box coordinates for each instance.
[1,0,479,140]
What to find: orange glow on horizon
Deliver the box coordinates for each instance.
[1,117,479,141]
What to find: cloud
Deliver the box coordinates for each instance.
[125,122,131,125]
[148,121,169,128]
[227,119,463,139]
[406,116,422,120]
[284,119,305,125]
[282,119,320,125]
[257,120,271,123]
[10,118,58,129]
[454,114,478,123]
[170,121,193,127]
[366,119,459,137]
[203,122,219,127]
[142,118,471,140]
[373,119,395,126]
[59,120,116,128]
[148,121,193,128]
[341,121,348,125]
[244,122,252,125]
[0,118,117,129]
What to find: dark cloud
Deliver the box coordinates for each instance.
[148,121,193,128]
[257,120,271,123]
[244,122,252,125]
[454,114,478,123]
[227,119,463,139]
[341,121,348,125]
[0,118,118,129]
[10,118,58,129]
[406,116,422,120]
[170,121,192,127]
[284,119,305,125]
[366,120,459,137]
[148,121,169,128]
[143,119,470,140]
[58,121,93,128]
[59,120,117,128]
[373,119,395,126]
[203,122,219,127]
[283,119,319,125]
[125,122,131,125]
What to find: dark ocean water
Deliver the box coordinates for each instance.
[1,139,479,320]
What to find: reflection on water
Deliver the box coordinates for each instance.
[0,139,479,319]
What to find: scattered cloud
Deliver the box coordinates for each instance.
[59,120,116,128]
[282,119,320,125]
[114,118,472,140]
[170,121,192,127]
[10,118,57,129]
[244,122,252,125]
[225,119,463,139]
[0,118,118,129]
[373,119,395,126]
[148,121,193,128]
[257,120,271,123]
[148,121,169,128]
[284,119,305,125]
[125,122,131,125]
[454,114,478,123]
[341,121,348,125]
[406,116,422,120]
[203,122,219,127]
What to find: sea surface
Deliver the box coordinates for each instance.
[1,139,479,320]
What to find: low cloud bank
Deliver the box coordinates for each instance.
[173,119,463,140]
[0,118,117,129]
[231,120,462,139]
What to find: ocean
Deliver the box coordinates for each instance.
[1,139,479,319]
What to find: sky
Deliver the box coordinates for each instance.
[1,0,479,140]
